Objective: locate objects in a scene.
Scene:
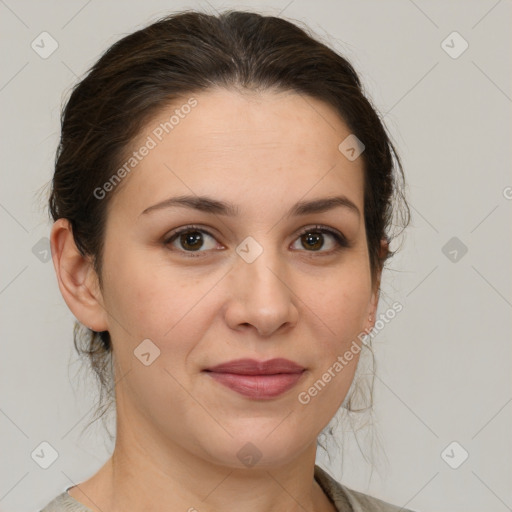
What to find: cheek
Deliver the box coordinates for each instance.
[100,247,156,348]
[101,249,218,354]
[297,270,368,406]
[301,264,371,340]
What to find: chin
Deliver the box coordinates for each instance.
[195,429,312,471]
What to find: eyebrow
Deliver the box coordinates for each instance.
[140,194,360,218]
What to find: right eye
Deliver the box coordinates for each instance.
[164,225,222,257]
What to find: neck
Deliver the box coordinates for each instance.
[68,416,335,512]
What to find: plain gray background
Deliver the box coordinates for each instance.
[1,1,511,511]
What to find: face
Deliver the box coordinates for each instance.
[96,88,380,468]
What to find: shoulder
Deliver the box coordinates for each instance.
[314,465,420,512]
[41,469,422,512]
[39,491,93,512]
[341,486,418,512]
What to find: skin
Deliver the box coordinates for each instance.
[51,87,386,512]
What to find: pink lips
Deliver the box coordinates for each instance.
[203,358,306,399]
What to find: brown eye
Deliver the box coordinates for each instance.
[291,226,349,253]
[179,231,204,251]
[301,232,324,250]
[165,226,218,254]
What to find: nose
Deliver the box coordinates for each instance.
[224,245,299,337]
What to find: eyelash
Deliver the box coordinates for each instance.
[163,224,350,258]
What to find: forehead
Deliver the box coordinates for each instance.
[109,88,365,218]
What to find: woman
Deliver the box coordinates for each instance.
[42,9,412,512]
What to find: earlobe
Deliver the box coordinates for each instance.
[50,218,108,332]
[366,289,380,334]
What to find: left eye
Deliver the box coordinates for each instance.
[164,224,348,256]
[290,226,348,252]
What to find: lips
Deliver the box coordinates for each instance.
[204,358,305,375]
[203,358,306,399]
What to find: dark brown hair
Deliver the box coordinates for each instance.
[49,9,410,450]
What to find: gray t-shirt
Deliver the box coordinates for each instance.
[39,464,418,512]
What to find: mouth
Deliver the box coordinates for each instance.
[202,358,306,399]
[204,357,305,375]
[203,372,306,399]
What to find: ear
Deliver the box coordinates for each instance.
[50,218,109,332]
[366,238,389,333]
